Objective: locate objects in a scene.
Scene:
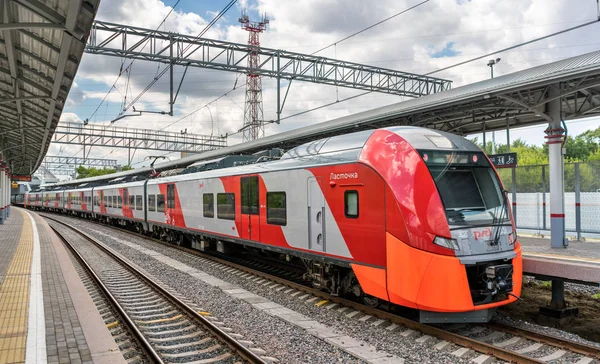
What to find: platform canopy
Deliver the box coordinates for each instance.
[52,50,600,188]
[0,0,99,176]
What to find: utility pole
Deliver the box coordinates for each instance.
[487,58,501,153]
[239,11,269,142]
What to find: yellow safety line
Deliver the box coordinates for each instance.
[316,300,329,307]
[0,210,33,364]
[135,314,183,325]
[106,321,119,329]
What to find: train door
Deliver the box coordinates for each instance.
[307,177,325,252]
[167,184,175,225]
[241,176,260,241]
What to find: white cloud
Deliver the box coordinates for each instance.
[52,0,600,169]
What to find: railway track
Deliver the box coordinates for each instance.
[67,244,147,363]
[41,212,600,364]
[44,215,269,364]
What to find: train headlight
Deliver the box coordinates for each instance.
[433,236,460,251]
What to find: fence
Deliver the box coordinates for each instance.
[496,161,600,238]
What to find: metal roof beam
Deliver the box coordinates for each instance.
[1,0,26,157]
[17,28,61,53]
[13,0,66,24]
[0,23,65,31]
[36,0,81,171]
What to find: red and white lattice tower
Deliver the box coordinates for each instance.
[239,11,268,142]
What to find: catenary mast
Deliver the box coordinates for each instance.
[238,11,269,141]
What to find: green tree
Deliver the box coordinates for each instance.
[76,165,133,179]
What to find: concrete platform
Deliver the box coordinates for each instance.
[520,236,600,286]
[0,208,124,364]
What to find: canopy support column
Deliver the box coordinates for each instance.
[539,83,579,325]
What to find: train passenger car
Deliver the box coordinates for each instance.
[25,190,43,209]
[63,188,93,216]
[43,190,63,211]
[145,126,522,323]
[94,182,146,229]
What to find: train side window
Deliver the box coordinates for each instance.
[241,176,259,215]
[117,196,122,208]
[136,195,143,210]
[157,194,165,212]
[217,193,235,220]
[266,192,286,226]
[129,195,135,207]
[167,184,175,209]
[93,196,97,206]
[148,195,156,212]
[123,190,129,205]
[112,196,117,208]
[203,193,214,218]
[344,190,359,218]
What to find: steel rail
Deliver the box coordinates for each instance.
[171,246,544,364]
[43,215,267,364]
[48,225,161,363]
[487,322,600,360]
[42,212,599,364]
[64,216,541,364]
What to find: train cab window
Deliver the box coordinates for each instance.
[157,194,165,212]
[217,193,235,220]
[136,195,142,210]
[117,196,122,208]
[344,190,359,218]
[266,192,286,226]
[148,195,156,212]
[241,176,259,215]
[203,194,214,218]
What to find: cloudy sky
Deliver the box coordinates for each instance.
[50,0,600,177]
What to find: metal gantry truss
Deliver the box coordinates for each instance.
[52,122,227,153]
[43,155,118,168]
[85,20,452,123]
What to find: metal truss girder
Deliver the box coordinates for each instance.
[40,166,76,175]
[86,20,452,98]
[43,155,117,167]
[52,122,227,153]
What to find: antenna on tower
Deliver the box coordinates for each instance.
[238,10,269,142]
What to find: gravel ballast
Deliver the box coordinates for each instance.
[44,214,600,363]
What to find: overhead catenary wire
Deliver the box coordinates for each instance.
[121,0,238,115]
[85,0,182,124]
[275,18,600,126]
[310,0,430,55]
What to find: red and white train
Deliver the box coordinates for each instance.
[26,126,522,323]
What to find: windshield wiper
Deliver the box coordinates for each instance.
[490,190,509,245]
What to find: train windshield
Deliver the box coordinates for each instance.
[421,151,510,226]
